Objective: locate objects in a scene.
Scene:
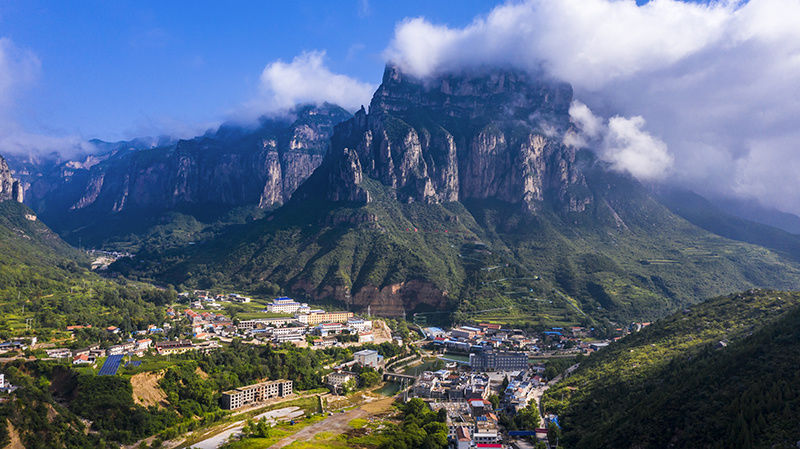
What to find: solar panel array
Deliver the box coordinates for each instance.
[98,354,123,376]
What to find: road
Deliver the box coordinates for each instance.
[188,407,305,449]
[268,407,368,448]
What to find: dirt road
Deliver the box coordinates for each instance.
[269,408,367,448]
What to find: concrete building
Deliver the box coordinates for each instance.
[221,379,293,410]
[469,350,528,372]
[237,317,296,330]
[272,327,306,342]
[325,371,357,394]
[347,318,372,332]
[297,311,354,325]
[353,349,383,369]
[266,297,304,314]
[155,340,195,355]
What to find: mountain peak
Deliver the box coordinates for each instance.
[301,65,588,213]
[371,65,573,125]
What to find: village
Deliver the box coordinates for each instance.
[0,290,650,449]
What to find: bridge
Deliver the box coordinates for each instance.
[383,372,416,383]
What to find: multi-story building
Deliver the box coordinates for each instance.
[325,371,357,394]
[469,350,528,372]
[299,311,354,326]
[272,327,306,342]
[266,297,304,314]
[353,349,383,369]
[237,317,297,330]
[346,318,372,333]
[221,379,293,410]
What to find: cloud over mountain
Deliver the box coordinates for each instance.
[253,50,375,113]
[384,0,800,213]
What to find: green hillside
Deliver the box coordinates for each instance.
[542,289,800,449]
[0,200,171,341]
[110,167,800,326]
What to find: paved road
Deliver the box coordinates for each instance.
[269,407,368,448]
[189,407,304,449]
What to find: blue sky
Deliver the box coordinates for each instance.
[0,0,500,140]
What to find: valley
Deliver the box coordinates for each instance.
[3,4,800,447]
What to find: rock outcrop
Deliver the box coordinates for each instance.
[310,66,591,213]
[22,104,350,218]
[0,155,23,203]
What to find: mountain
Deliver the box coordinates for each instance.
[0,154,24,203]
[543,289,800,449]
[112,66,800,323]
[659,189,800,263]
[295,65,586,212]
[7,104,351,249]
[712,195,800,235]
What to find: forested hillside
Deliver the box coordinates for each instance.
[0,200,171,341]
[542,289,800,449]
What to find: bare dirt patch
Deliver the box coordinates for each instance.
[372,320,393,344]
[5,420,24,449]
[131,371,168,408]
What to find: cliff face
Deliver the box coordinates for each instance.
[308,66,591,213]
[23,104,350,218]
[0,155,23,203]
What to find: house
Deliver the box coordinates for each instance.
[107,341,136,356]
[455,426,472,449]
[72,353,95,365]
[0,373,16,393]
[45,348,72,358]
[135,339,152,354]
[106,326,120,334]
[156,340,195,355]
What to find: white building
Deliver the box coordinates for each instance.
[353,349,383,369]
[266,297,304,314]
[347,318,372,333]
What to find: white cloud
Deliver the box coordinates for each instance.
[383,0,800,214]
[0,37,40,109]
[252,51,375,114]
[603,116,673,181]
[0,38,91,157]
[569,101,603,139]
[566,101,673,180]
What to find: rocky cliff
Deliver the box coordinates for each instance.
[0,155,23,203]
[298,66,590,214]
[22,104,350,219]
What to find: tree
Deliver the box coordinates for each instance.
[488,394,500,410]
[360,370,381,388]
